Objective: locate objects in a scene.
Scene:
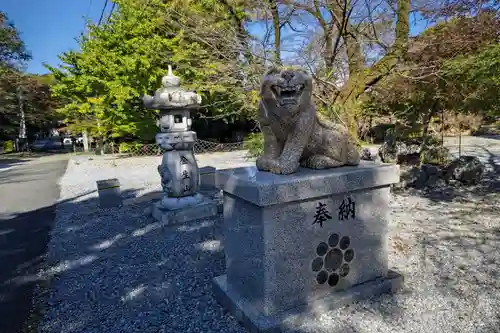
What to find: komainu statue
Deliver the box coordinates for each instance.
[256,67,360,175]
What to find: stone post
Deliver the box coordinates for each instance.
[143,65,217,224]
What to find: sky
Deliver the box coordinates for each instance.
[1,0,431,75]
[0,0,113,74]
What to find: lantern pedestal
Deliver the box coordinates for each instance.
[152,128,219,225]
[152,196,218,226]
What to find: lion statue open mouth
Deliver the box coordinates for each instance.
[270,83,305,107]
[256,67,360,175]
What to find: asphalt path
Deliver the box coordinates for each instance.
[0,154,68,333]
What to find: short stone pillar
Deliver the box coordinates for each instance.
[96,178,122,208]
[143,65,217,224]
[213,163,403,332]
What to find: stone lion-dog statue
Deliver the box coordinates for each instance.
[256,67,360,175]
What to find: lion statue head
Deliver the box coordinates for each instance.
[260,67,313,119]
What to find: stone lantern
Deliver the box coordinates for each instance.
[143,65,217,223]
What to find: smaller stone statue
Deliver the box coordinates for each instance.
[256,67,360,175]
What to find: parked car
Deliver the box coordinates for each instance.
[31,137,64,151]
[31,139,50,151]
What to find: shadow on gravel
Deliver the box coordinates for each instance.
[10,172,499,333]
[411,209,500,333]
[0,155,70,333]
[0,180,137,333]
[0,157,29,170]
[394,173,500,205]
[6,188,498,333]
[0,188,103,333]
[14,191,233,333]
[387,141,500,332]
[390,145,500,332]
[473,134,500,141]
[8,188,404,333]
[416,209,500,289]
[0,204,58,333]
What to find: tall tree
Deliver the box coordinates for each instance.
[443,42,500,119]
[362,11,499,158]
[283,0,410,135]
[0,11,30,67]
[49,0,498,145]
[49,0,262,142]
[0,11,58,139]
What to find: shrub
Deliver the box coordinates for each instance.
[421,146,451,165]
[119,142,154,155]
[367,123,395,143]
[103,143,116,154]
[2,140,15,153]
[133,143,144,152]
[430,111,484,136]
[243,132,264,159]
[119,142,132,153]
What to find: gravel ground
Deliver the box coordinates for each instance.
[63,150,255,200]
[33,137,500,333]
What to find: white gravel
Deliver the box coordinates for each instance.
[35,138,500,333]
[62,150,255,200]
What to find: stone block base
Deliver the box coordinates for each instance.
[213,270,403,333]
[200,166,217,190]
[198,187,223,214]
[96,178,122,208]
[151,199,218,225]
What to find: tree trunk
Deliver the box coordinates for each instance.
[82,130,89,152]
[96,137,104,155]
[219,0,256,66]
[330,0,410,140]
[419,102,438,165]
[270,0,282,65]
[458,132,462,158]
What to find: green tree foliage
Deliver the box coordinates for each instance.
[443,43,500,118]
[0,11,30,67]
[0,70,61,139]
[48,0,498,149]
[0,11,59,139]
[49,0,262,141]
[361,10,499,161]
[363,11,499,132]
[49,0,416,142]
[0,11,29,138]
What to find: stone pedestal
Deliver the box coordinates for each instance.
[152,196,218,225]
[213,162,403,333]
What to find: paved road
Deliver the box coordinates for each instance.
[0,154,68,333]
